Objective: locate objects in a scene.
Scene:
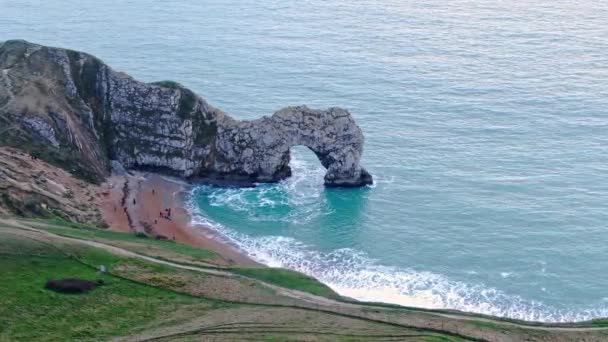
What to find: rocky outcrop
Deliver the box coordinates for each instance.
[0,40,372,187]
[0,147,104,224]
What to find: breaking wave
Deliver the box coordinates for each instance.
[188,210,608,322]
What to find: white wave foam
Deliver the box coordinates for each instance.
[187,199,608,323]
[201,151,330,224]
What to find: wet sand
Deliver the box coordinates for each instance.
[100,172,259,267]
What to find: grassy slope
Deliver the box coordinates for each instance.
[29,219,341,298]
[0,221,465,341]
[0,230,217,341]
[232,267,340,299]
[28,219,217,263]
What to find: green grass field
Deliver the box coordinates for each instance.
[231,267,340,299]
[27,219,218,264]
[0,223,467,341]
[0,230,217,341]
[27,219,343,300]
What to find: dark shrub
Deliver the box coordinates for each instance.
[45,278,99,294]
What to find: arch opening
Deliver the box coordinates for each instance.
[287,145,327,185]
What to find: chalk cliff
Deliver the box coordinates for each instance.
[0,40,372,187]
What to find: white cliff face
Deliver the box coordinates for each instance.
[0,40,372,187]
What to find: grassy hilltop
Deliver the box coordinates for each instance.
[2,217,608,341]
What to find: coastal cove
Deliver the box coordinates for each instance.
[99,172,259,267]
[3,0,608,326]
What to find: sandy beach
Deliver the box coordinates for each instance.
[100,172,259,267]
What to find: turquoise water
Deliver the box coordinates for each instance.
[3,0,608,322]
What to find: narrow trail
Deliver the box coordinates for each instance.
[122,176,144,233]
[120,177,134,232]
[3,218,608,342]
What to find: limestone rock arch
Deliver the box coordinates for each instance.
[212,106,373,187]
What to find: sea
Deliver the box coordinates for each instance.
[3,0,608,322]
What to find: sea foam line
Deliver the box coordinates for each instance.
[187,200,608,323]
[186,151,608,323]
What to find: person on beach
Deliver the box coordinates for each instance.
[133,198,136,205]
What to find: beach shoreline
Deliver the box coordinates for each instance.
[100,172,260,267]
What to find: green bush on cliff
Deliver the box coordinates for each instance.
[151,80,181,89]
[177,88,197,120]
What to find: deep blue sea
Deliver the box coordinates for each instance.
[3,0,608,322]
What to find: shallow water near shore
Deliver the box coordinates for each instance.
[3,0,608,322]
